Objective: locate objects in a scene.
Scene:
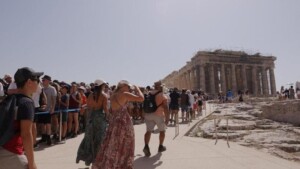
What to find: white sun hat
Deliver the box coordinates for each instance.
[94,79,107,86]
[118,80,132,88]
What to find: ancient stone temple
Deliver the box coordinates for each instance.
[162,50,277,97]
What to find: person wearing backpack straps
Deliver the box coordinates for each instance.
[143,81,170,157]
[0,67,43,169]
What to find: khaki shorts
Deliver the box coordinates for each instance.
[0,147,27,169]
[144,113,166,132]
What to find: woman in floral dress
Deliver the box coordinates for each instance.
[92,80,144,169]
[76,79,109,166]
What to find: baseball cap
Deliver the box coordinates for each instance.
[42,75,52,81]
[14,67,44,84]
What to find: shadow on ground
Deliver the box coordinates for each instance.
[134,153,162,169]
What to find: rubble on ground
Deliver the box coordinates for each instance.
[189,98,300,162]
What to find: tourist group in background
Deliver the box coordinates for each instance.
[278,85,300,100]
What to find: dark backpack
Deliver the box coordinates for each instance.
[0,95,18,146]
[143,91,161,113]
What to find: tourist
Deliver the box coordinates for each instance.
[67,83,81,138]
[187,90,195,121]
[197,95,204,116]
[31,82,45,148]
[38,75,57,146]
[78,86,87,133]
[92,80,144,169]
[0,67,43,169]
[296,87,300,99]
[143,81,169,157]
[76,79,109,166]
[180,88,189,122]
[226,89,233,102]
[0,79,5,101]
[51,82,61,142]
[59,85,69,143]
[289,86,295,99]
[169,87,180,125]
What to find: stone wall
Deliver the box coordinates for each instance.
[261,100,300,126]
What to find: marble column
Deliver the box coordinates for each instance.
[195,66,200,90]
[231,64,237,95]
[252,66,257,96]
[199,64,206,92]
[242,65,247,90]
[209,64,215,94]
[191,67,196,90]
[221,64,226,92]
[269,67,276,96]
[179,74,183,89]
[185,72,189,89]
[261,67,269,96]
[187,72,190,89]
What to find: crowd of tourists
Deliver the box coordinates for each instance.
[3,67,300,169]
[278,85,300,100]
[0,67,201,169]
[3,66,276,169]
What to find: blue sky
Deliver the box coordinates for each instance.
[1,0,299,90]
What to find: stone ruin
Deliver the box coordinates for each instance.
[189,98,300,162]
[261,100,300,126]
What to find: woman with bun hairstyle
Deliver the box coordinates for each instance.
[76,79,108,166]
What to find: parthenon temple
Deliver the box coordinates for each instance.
[162,50,277,97]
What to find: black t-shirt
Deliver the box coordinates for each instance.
[180,93,189,106]
[17,94,35,122]
[169,92,180,106]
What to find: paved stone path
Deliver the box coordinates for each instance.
[35,105,300,169]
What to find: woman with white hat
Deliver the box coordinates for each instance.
[92,80,144,169]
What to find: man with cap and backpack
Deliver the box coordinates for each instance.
[0,67,43,169]
[143,81,169,157]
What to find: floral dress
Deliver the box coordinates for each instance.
[92,104,135,169]
[76,109,107,166]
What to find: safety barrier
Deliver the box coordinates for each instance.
[212,109,230,148]
[35,108,81,142]
[174,101,216,139]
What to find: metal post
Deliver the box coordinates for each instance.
[226,117,230,148]
[214,117,218,145]
[59,110,62,142]
[174,112,179,139]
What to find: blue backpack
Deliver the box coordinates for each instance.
[0,95,18,146]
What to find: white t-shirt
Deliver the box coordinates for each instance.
[32,84,43,108]
[8,82,17,90]
[0,83,4,96]
[188,93,195,108]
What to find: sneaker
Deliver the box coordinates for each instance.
[66,132,72,138]
[158,145,166,152]
[36,134,46,144]
[46,135,52,146]
[71,132,78,138]
[52,134,59,141]
[143,146,151,157]
[33,143,39,149]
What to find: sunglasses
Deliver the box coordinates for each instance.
[30,76,40,83]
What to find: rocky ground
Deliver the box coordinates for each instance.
[189,98,300,162]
